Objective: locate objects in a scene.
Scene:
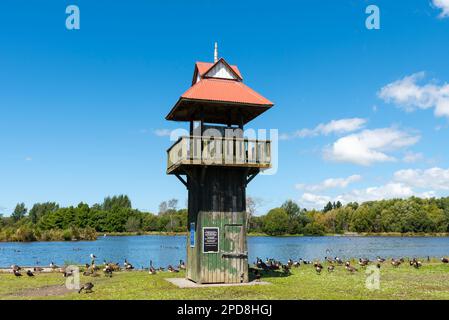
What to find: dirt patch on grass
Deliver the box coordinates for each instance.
[12,285,76,297]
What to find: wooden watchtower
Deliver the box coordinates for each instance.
[166,45,274,284]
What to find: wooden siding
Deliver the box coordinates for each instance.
[186,167,248,284]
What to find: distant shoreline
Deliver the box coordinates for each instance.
[98,231,449,238]
[2,231,449,243]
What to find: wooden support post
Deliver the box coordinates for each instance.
[246,172,259,186]
[175,174,188,188]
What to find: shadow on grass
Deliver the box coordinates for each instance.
[248,267,293,281]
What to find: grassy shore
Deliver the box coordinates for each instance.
[1,261,449,300]
[101,231,449,238]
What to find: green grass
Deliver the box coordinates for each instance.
[1,261,449,300]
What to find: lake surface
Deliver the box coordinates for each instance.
[1,235,448,268]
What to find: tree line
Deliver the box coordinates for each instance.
[251,197,449,236]
[0,195,187,242]
[1,195,449,241]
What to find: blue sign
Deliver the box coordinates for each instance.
[190,222,195,247]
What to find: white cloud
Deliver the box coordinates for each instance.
[432,0,449,18]
[334,183,416,204]
[299,182,433,209]
[281,118,367,140]
[300,193,332,208]
[298,167,449,209]
[394,167,449,191]
[378,72,449,118]
[402,152,424,163]
[296,174,361,192]
[25,157,32,161]
[324,128,420,166]
[154,129,172,137]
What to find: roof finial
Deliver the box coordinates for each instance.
[214,42,218,63]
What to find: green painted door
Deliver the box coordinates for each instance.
[222,224,248,283]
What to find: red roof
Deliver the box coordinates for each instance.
[181,78,273,106]
[195,61,243,79]
[166,57,273,123]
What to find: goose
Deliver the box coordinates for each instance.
[256,257,269,270]
[124,259,134,270]
[282,264,291,275]
[90,254,97,260]
[78,282,94,294]
[253,269,261,282]
[50,262,58,269]
[13,270,22,277]
[63,269,74,277]
[167,265,179,273]
[315,265,322,274]
[313,262,323,274]
[441,257,449,264]
[103,261,120,272]
[376,256,386,263]
[327,265,335,272]
[103,263,113,277]
[345,262,358,273]
[11,264,21,271]
[91,263,100,272]
[178,260,186,270]
[325,256,334,264]
[33,267,44,272]
[411,258,422,269]
[334,257,344,265]
[103,268,113,277]
[391,259,401,267]
[26,270,34,277]
[83,270,92,276]
[149,260,157,275]
[358,258,370,267]
[158,267,165,272]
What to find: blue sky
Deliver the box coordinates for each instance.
[1,0,449,215]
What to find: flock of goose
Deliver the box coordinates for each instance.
[8,254,187,293]
[7,255,449,292]
[250,256,449,280]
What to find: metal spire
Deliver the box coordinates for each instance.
[214,42,218,62]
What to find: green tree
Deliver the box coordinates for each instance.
[29,202,59,224]
[125,216,141,232]
[281,200,301,234]
[323,201,333,213]
[102,195,132,211]
[142,213,159,231]
[262,208,289,236]
[11,203,27,222]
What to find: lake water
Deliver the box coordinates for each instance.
[1,235,448,268]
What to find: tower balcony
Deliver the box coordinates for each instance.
[167,135,271,174]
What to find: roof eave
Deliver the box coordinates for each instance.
[165,97,273,121]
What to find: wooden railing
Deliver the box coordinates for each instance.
[167,136,271,173]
